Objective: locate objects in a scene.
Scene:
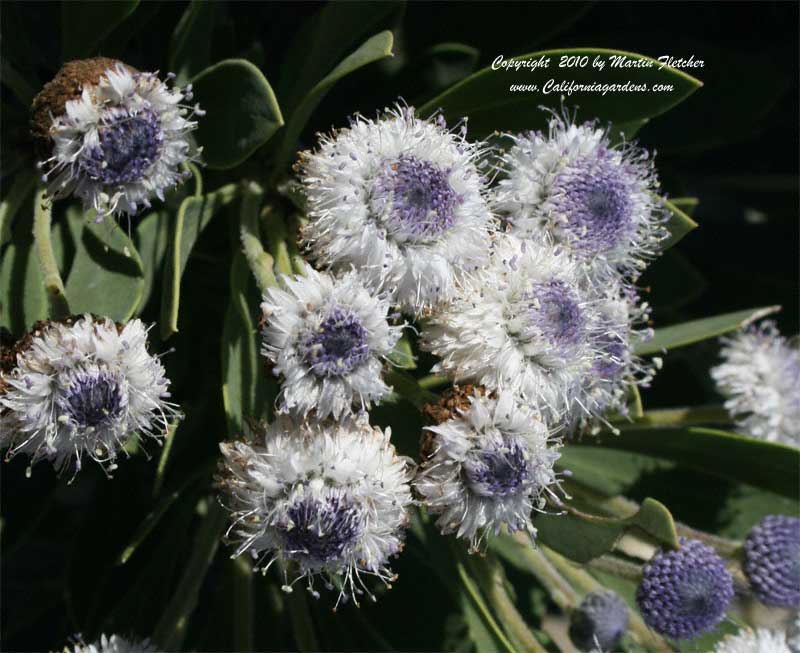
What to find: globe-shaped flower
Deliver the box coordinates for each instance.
[568,589,629,652]
[67,634,157,653]
[743,514,800,609]
[711,320,800,446]
[31,58,202,218]
[494,111,667,282]
[299,105,494,313]
[713,628,791,653]
[421,234,601,422]
[260,268,403,419]
[0,315,178,475]
[636,538,734,640]
[414,389,560,550]
[217,415,413,603]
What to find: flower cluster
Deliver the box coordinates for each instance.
[712,320,800,445]
[32,58,202,218]
[0,315,178,476]
[65,634,156,653]
[636,538,734,640]
[217,416,413,605]
[743,514,800,609]
[568,589,629,652]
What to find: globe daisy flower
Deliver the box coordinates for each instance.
[66,634,157,653]
[712,628,791,653]
[743,514,800,609]
[298,105,494,314]
[421,234,601,422]
[217,415,414,604]
[568,589,629,653]
[494,110,667,282]
[260,268,403,420]
[414,388,560,551]
[0,315,178,476]
[636,538,734,640]
[31,57,203,219]
[711,321,800,446]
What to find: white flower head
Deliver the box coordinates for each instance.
[0,315,179,476]
[711,320,800,446]
[67,634,157,653]
[217,415,414,605]
[494,110,668,282]
[421,234,602,422]
[569,283,660,435]
[299,104,494,314]
[260,268,403,420]
[33,58,203,219]
[712,628,791,653]
[414,390,560,551]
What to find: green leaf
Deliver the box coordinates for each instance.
[61,0,139,60]
[276,31,394,167]
[535,498,679,564]
[169,0,218,84]
[586,427,800,499]
[640,249,707,311]
[191,60,284,170]
[221,253,260,435]
[160,184,238,339]
[661,197,699,250]
[420,43,480,93]
[419,49,703,138]
[133,210,171,314]
[0,170,36,248]
[670,196,699,217]
[0,228,46,333]
[277,1,403,112]
[64,211,144,322]
[387,333,416,369]
[635,305,780,355]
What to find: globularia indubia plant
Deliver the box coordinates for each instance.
[1,5,797,651]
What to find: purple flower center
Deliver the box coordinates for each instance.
[374,155,461,241]
[593,331,627,380]
[281,494,363,565]
[464,437,530,498]
[60,372,124,428]
[525,280,585,350]
[82,110,162,185]
[551,151,634,254]
[300,307,370,377]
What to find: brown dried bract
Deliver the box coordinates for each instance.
[0,315,124,395]
[29,57,135,154]
[422,384,488,425]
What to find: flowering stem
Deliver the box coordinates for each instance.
[32,188,70,319]
[619,404,733,429]
[263,205,294,276]
[153,500,226,651]
[418,374,451,390]
[239,181,277,293]
[384,369,439,409]
[452,546,516,653]
[587,554,643,581]
[509,531,581,610]
[480,555,549,653]
[675,522,741,557]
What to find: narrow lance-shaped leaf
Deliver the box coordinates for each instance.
[275,31,394,168]
[585,427,799,499]
[160,184,238,338]
[661,197,699,250]
[636,305,780,355]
